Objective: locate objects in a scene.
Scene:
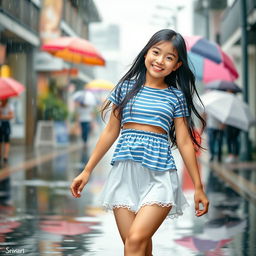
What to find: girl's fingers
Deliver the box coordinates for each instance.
[196,200,209,216]
[203,200,209,213]
[70,184,77,197]
[70,180,81,198]
[78,181,86,195]
[194,200,199,214]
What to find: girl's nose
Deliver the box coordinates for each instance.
[156,56,164,64]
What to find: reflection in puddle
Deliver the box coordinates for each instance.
[174,170,254,255]
[0,146,255,255]
[0,215,102,255]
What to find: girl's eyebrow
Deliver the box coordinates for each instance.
[152,46,177,57]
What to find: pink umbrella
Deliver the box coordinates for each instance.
[188,52,237,83]
[185,36,239,83]
[0,78,25,99]
[203,58,237,83]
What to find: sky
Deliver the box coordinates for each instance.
[93,0,194,60]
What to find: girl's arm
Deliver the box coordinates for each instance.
[70,105,121,198]
[0,110,14,120]
[174,117,209,216]
[83,106,121,174]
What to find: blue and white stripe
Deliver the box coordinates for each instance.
[109,80,189,133]
[108,80,190,172]
[111,129,177,171]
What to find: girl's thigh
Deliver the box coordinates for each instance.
[113,208,136,243]
[129,204,172,239]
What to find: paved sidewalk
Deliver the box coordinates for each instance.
[0,130,255,255]
[0,142,84,181]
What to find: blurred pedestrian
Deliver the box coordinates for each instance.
[75,89,97,145]
[224,90,241,163]
[0,98,14,164]
[225,125,241,163]
[206,113,224,162]
[70,29,209,255]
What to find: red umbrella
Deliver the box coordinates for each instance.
[0,78,25,99]
[41,37,105,66]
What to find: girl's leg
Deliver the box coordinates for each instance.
[4,142,10,159]
[113,208,153,256]
[124,204,171,256]
[113,208,136,244]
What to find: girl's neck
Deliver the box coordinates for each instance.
[145,75,166,89]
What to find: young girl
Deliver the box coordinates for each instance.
[70,29,209,256]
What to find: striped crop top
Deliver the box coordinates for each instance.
[109,80,190,133]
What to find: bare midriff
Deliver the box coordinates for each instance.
[122,122,167,134]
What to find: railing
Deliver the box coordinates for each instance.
[0,0,40,34]
[62,0,86,38]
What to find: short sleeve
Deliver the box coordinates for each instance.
[108,80,131,105]
[108,84,122,105]
[173,91,190,118]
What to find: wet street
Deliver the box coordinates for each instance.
[0,127,255,256]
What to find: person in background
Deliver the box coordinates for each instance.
[224,90,241,163]
[75,89,97,145]
[206,113,224,162]
[0,98,14,164]
[225,125,241,163]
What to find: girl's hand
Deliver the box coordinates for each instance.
[70,170,90,198]
[194,188,209,217]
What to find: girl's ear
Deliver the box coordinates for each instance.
[173,61,182,71]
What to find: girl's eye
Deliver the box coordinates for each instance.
[152,50,158,55]
[166,56,173,61]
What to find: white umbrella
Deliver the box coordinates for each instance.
[72,90,97,106]
[198,91,255,131]
[72,90,86,104]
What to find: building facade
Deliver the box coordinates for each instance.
[0,0,102,145]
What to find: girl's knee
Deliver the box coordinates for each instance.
[125,232,148,252]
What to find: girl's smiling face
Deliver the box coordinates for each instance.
[144,41,182,80]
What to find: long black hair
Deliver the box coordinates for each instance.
[102,29,205,150]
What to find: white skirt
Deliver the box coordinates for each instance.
[98,160,189,219]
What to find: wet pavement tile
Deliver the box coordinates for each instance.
[0,144,255,255]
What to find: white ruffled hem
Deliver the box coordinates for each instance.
[102,201,190,219]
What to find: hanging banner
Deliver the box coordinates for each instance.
[0,44,6,65]
[39,0,63,44]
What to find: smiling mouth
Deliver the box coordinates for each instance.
[152,64,164,71]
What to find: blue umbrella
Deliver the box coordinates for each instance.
[190,38,222,63]
[187,52,204,81]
